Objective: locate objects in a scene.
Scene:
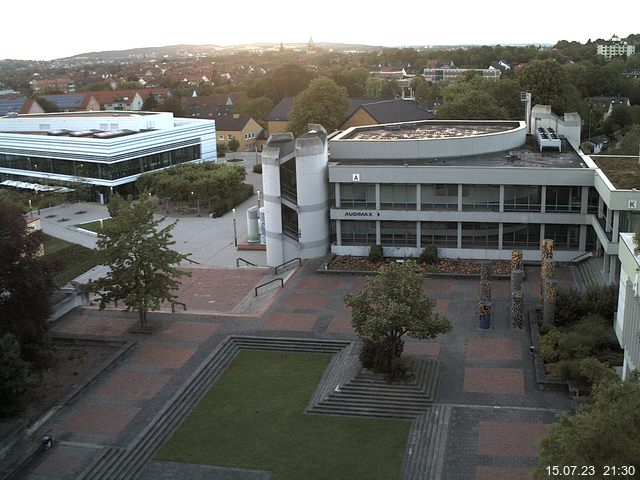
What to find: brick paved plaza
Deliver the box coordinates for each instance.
[14,261,575,479]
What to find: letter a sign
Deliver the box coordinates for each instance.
[352,173,360,182]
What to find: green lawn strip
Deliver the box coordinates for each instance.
[156,350,411,480]
[75,218,112,233]
[43,234,101,286]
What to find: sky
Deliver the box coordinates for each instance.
[2,0,638,61]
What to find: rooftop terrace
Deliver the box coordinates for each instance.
[340,120,520,141]
[331,136,587,169]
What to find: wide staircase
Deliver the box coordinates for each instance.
[309,359,440,419]
[572,256,608,292]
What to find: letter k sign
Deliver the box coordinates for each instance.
[630,200,637,209]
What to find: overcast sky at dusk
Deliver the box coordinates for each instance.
[2,0,638,61]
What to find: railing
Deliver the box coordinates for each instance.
[255,278,283,296]
[171,301,187,313]
[274,257,302,275]
[236,257,258,267]
[570,251,593,264]
[185,257,201,265]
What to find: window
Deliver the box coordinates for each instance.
[244,133,249,140]
[503,185,541,212]
[219,135,224,141]
[380,184,416,210]
[421,184,457,210]
[341,220,376,245]
[228,134,233,140]
[502,223,540,249]
[545,186,581,212]
[461,223,499,248]
[544,224,580,250]
[380,221,416,246]
[420,222,458,247]
[340,183,376,209]
[461,185,500,211]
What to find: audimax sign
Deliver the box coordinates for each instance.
[343,211,381,217]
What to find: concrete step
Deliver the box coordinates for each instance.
[310,404,420,419]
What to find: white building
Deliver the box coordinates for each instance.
[0,111,216,197]
[597,35,636,60]
[615,233,640,379]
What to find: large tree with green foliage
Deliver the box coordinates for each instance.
[288,76,349,136]
[234,96,273,128]
[534,374,640,477]
[247,63,315,104]
[344,260,451,377]
[519,59,581,114]
[0,200,56,362]
[88,194,190,329]
[0,333,31,417]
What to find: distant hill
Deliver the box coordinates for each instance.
[61,42,385,61]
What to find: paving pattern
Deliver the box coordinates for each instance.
[13,261,576,480]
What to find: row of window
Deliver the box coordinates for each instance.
[0,145,201,181]
[337,183,599,213]
[339,220,591,251]
[217,132,257,141]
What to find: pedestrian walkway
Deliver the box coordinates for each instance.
[11,260,576,480]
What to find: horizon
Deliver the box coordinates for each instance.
[2,0,638,61]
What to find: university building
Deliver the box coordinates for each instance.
[0,111,216,198]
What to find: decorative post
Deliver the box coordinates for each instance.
[478,301,491,329]
[480,261,491,281]
[511,269,524,294]
[511,250,523,271]
[540,239,554,303]
[511,291,524,329]
[543,279,557,326]
[480,280,492,302]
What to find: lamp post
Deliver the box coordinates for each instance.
[257,190,261,210]
[28,199,33,218]
[232,208,237,247]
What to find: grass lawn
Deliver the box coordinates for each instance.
[75,218,112,233]
[43,235,101,286]
[156,350,411,480]
[592,156,640,190]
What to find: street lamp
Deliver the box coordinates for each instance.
[232,208,238,247]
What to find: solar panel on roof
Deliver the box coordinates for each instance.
[0,98,26,115]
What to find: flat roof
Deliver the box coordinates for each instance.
[5,110,161,119]
[592,155,640,189]
[330,136,587,169]
[338,120,520,141]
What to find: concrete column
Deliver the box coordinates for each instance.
[336,220,342,246]
[457,221,462,249]
[598,196,604,219]
[416,183,421,211]
[540,224,545,243]
[458,184,463,212]
[479,301,491,329]
[376,220,381,245]
[602,252,610,275]
[579,225,587,251]
[375,183,380,210]
[609,256,619,284]
[613,210,620,241]
[511,291,524,329]
[416,222,421,249]
[511,269,524,293]
[581,186,589,215]
[480,281,491,302]
[498,223,504,251]
[540,186,547,213]
[499,185,505,213]
[335,183,341,208]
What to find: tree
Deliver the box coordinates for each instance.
[613,124,640,155]
[227,137,240,152]
[87,194,190,329]
[288,76,349,136]
[247,63,315,104]
[234,96,273,128]
[0,333,31,417]
[0,201,56,361]
[344,260,451,377]
[534,375,640,477]
[158,95,184,117]
[519,59,581,114]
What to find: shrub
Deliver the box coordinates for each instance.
[0,333,31,418]
[368,244,384,263]
[547,357,616,393]
[557,314,616,361]
[539,327,564,364]
[419,245,438,265]
[582,284,618,321]
[216,143,227,158]
[253,163,262,174]
[554,287,584,327]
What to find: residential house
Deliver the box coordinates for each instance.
[86,90,144,111]
[586,96,631,119]
[423,67,500,82]
[0,97,45,116]
[216,115,263,151]
[41,94,100,112]
[340,99,435,129]
[30,76,76,94]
